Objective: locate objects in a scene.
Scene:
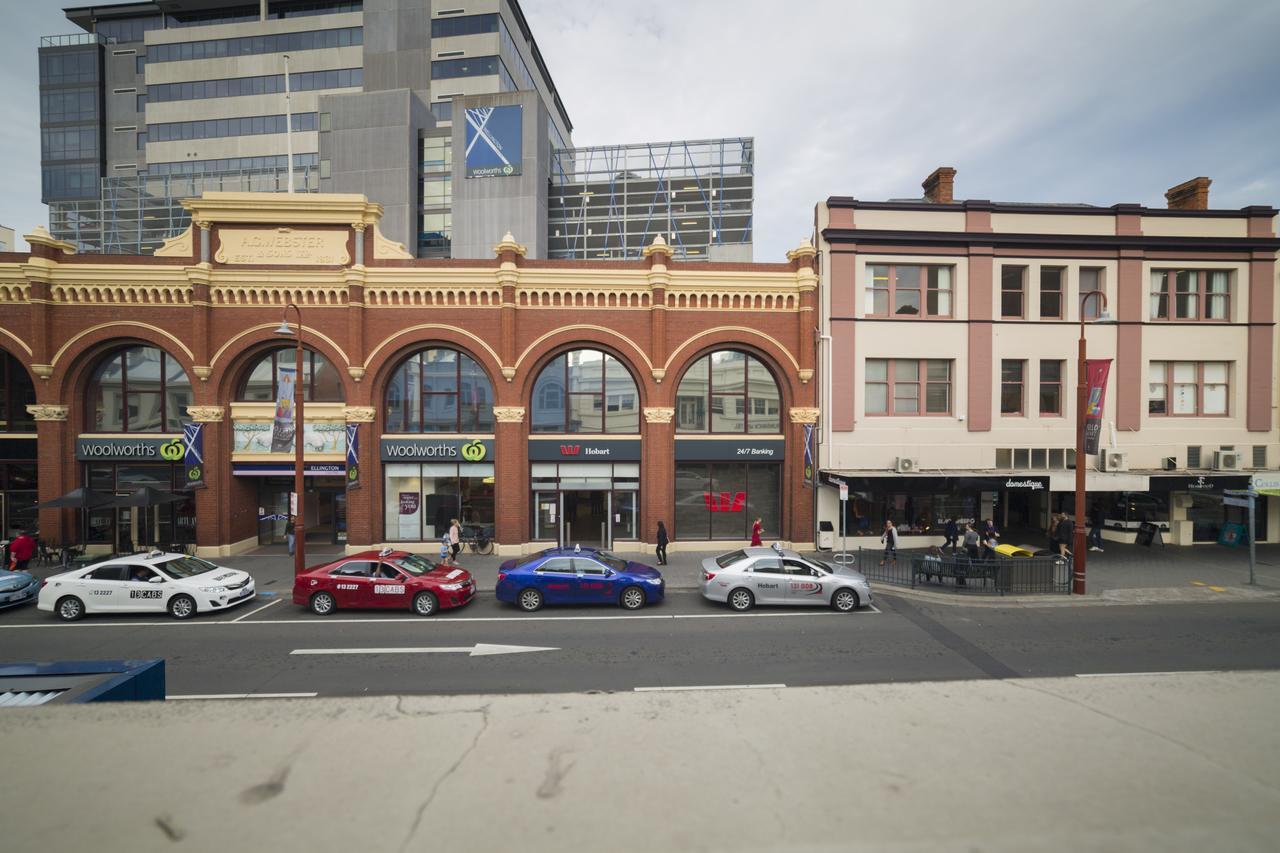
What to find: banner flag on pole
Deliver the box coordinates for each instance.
[345,423,361,490]
[270,365,298,453]
[182,422,205,490]
[802,423,815,488]
[1083,359,1112,455]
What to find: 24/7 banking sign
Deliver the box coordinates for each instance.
[464,105,522,177]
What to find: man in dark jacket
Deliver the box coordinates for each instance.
[1055,514,1075,557]
[655,521,669,566]
[943,518,959,554]
[1087,502,1105,552]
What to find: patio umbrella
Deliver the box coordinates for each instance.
[106,487,188,508]
[32,488,114,510]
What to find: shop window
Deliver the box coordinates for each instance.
[86,345,191,433]
[674,462,780,540]
[383,462,494,542]
[238,347,345,403]
[531,350,638,434]
[384,348,493,433]
[0,352,36,432]
[675,350,780,434]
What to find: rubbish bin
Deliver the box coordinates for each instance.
[817,521,835,551]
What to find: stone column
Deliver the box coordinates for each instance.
[642,406,674,549]
[185,406,225,553]
[494,232,525,383]
[643,236,673,385]
[789,240,818,385]
[343,406,376,549]
[493,406,527,549]
[788,407,821,547]
[27,405,70,546]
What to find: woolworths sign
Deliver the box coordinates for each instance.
[76,436,185,461]
[379,438,493,462]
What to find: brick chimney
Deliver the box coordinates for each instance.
[1165,177,1211,210]
[922,167,957,204]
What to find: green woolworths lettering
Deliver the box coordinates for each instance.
[160,439,185,462]
[461,440,487,462]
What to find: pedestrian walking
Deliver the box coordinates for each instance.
[655,520,669,566]
[448,518,462,562]
[9,529,36,571]
[962,523,980,559]
[980,518,1000,542]
[749,517,763,547]
[284,515,296,556]
[943,517,959,554]
[1048,513,1061,554]
[1088,502,1105,552]
[879,520,899,567]
[1055,513,1075,557]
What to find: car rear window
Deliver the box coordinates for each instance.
[511,549,553,569]
[715,550,747,569]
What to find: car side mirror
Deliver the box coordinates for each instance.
[604,568,615,577]
[148,576,165,584]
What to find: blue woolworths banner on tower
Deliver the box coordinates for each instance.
[464,104,522,177]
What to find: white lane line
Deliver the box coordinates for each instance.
[1075,670,1224,678]
[634,684,786,692]
[167,692,318,700]
[231,598,281,622]
[291,644,558,657]
[0,609,872,629]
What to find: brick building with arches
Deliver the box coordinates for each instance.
[0,193,818,556]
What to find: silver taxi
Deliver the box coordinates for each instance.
[699,546,872,612]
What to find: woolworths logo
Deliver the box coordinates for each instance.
[461,440,487,462]
[160,439,184,461]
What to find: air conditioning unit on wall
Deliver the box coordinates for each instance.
[895,457,919,474]
[1100,450,1128,472]
[1214,451,1241,471]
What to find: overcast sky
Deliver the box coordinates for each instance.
[2,0,1277,258]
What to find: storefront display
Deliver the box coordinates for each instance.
[384,462,494,542]
[84,462,194,551]
[530,460,639,547]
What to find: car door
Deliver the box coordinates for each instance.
[329,561,377,608]
[749,556,787,604]
[120,564,168,613]
[782,559,826,606]
[370,562,410,609]
[77,564,130,612]
[573,558,618,602]
[534,557,577,604]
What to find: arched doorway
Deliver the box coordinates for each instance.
[0,350,37,537]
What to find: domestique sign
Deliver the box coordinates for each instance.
[76,436,184,461]
[215,228,349,265]
[380,438,493,462]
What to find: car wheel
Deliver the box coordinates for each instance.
[56,595,85,622]
[310,591,336,615]
[517,588,543,612]
[168,594,196,620]
[728,588,754,612]
[412,591,438,617]
[619,585,646,610]
[831,588,860,612]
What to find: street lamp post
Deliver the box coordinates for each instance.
[1073,289,1111,594]
[276,304,305,576]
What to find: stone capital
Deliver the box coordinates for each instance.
[501,367,516,382]
[31,364,53,380]
[789,407,821,424]
[493,406,526,424]
[650,368,667,384]
[192,366,213,382]
[187,406,225,423]
[348,366,366,383]
[798,369,814,384]
[26,404,69,422]
[343,406,376,423]
[643,407,675,424]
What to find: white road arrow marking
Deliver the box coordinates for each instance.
[289,644,559,657]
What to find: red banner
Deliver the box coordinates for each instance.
[1083,359,1112,455]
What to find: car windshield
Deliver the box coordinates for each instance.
[811,559,837,574]
[157,557,220,579]
[396,554,437,576]
[716,550,747,568]
[591,551,628,572]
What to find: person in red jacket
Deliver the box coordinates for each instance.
[9,529,36,571]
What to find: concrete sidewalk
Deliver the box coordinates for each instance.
[215,539,1280,606]
[3,672,1278,852]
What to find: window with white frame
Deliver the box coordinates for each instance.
[1149,270,1231,321]
[1148,361,1229,416]
[864,264,953,318]
[866,359,952,416]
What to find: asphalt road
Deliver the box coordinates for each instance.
[3,590,1279,697]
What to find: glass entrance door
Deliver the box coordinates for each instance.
[561,491,609,549]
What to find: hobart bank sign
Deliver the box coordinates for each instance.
[76,436,185,461]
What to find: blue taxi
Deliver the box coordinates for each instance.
[495,547,664,612]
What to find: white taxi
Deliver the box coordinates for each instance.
[38,552,256,621]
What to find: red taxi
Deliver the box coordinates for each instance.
[292,549,475,616]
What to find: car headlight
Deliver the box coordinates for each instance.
[199,586,228,594]
[440,583,464,591]
[645,578,663,585]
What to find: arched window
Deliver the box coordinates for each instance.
[0,352,36,432]
[86,345,191,432]
[238,347,345,402]
[531,349,638,433]
[676,350,781,433]
[384,348,494,432]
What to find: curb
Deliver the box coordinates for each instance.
[876,585,1280,608]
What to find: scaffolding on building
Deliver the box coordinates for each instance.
[51,167,318,254]
[547,137,754,261]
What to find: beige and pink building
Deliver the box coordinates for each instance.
[815,170,1279,547]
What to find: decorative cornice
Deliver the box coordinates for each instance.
[30,364,53,380]
[493,232,527,258]
[493,406,526,424]
[372,225,413,260]
[23,226,76,255]
[643,407,675,424]
[154,225,194,258]
[348,366,366,382]
[343,406,376,423]
[789,407,821,424]
[187,406,225,423]
[26,404,69,422]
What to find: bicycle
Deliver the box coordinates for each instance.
[461,524,494,556]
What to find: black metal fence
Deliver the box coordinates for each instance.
[845,547,1072,595]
